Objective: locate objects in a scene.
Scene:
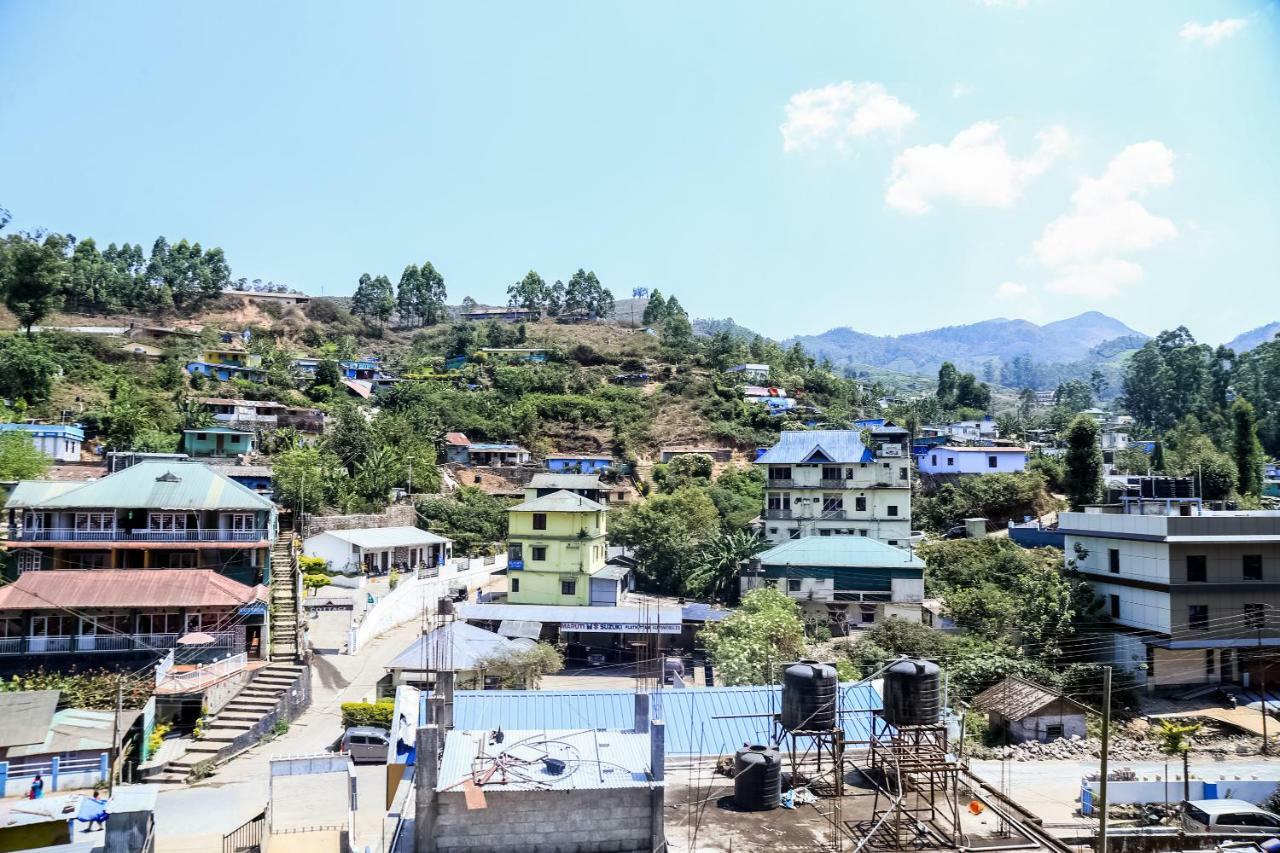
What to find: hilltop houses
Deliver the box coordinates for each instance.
[917,446,1029,475]
[0,423,84,462]
[443,432,532,467]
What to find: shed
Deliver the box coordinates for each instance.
[971,676,1089,743]
[385,622,519,690]
[303,525,452,575]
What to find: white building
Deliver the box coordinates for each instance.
[303,526,452,575]
[0,424,84,463]
[757,428,912,547]
[917,446,1029,475]
[727,363,770,381]
[944,417,999,442]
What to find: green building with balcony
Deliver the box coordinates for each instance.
[505,490,611,606]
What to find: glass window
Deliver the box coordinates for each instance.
[531,546,547,561]
[787,579,802,592]
[1244,554,1263,581]
[887,505,898,517]
[16,552,41,574]
[899,467,908,480]
[855,496,867,512]
[75,513,115,532]
[988,456,998,468]
[508,543,523,561]
[560,580,576,596]
[532,513,547,531]
[510,578,520,592]
[1187,555,1207,583]
[1188,605,1209,631]
[767,493,790,511]
[769,466,791,481]
[822,466,842,481]
[947,457,955,466]
[1109,549,1120,573]
[822,494,843,512]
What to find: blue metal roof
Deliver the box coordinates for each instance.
[755,430,874,465]
[449,683,882,756]
[0,423,84,441]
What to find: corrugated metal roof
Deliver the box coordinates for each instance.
[758,537,925,570]
[458,602,683,625]
[448,683,882,756]
[0,691,59,747]
[755,430,874,465]
[527,473,605,491]
[386,623,515,672]
[971,676,1089,720]
[545,454,613,462]
[315,526,450,549]
[0,569,267,610]
[8,708,140,757]
[508,490,606,513]
[0,423,85,440]
[4,460,274,511]
[437,728,654,792]
[496,620,542,640]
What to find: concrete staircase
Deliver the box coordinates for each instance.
[271,533,301,662]
[150,662,307,783]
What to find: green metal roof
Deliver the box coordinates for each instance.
[5,461,275,511]
[182,427,255,436]
[757,536,924,569]
[508,490,607,513]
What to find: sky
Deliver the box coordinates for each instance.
[1,1,1278,344]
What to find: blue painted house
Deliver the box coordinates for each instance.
[0,424,84,463]
[545,454,614,474]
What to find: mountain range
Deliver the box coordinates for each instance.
[1226,322,1280,354]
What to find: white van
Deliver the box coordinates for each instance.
[1182,800,1280,834]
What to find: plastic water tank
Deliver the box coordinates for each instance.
[781,660,838,731]
[882,658,941,726]
[733,744,781,811]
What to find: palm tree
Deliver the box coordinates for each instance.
[1155,719,1201,803]
[355,445,404,504]
[685,529,767,602]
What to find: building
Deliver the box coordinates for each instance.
[727,363,770,381]
[743,386,796,413]
[475,347,549,363]
[506,491,611,606]
[659,446,732,464]
[459,305,539,322]
[544,453,614,474]
[384,621,523,691]
[917,446,1029,475]
[181,427,256,458]
[944,417,999,442]
[459,602,681,661]
[209,463,273,497]
[119,340,166,360]
[443,432,531,466]
[971,676,1089,743]
[267,754,353,850]
[756,428,912,546]
[741,536,925,632]
[525,473,607,504]
[185,360,266,383]
[227,289,311,306]
[1059,505,1280,689]
[4,460,277,587]
[196,398,283,428]
[303,526,452,576]
[0,691,138,797]
[0,423,84,463]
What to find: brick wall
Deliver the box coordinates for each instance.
[435,787,653,853]
[304,505,416,537]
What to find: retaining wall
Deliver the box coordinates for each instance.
[435,787,652,853]
[348,559,504,653]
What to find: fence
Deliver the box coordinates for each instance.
[222,809,266,853]
[161,653,248,689]
[0,753,109,797]
[347,557,506,653]
[154,649,175,685]
[1080,776,1280,815]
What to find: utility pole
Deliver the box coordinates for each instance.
[1098,666,1112,853]
[109,677,123,795]
[1261,618,1270,755]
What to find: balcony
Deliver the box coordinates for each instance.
[9,527,270,544]
[819,509,847,520]
[764,509,793,520]
[818,478,851,489]
[0,631,237,656]
[767,478,796,489]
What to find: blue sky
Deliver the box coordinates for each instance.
[1,1,1277,343]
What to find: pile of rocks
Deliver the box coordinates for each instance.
[978,734,1164,762]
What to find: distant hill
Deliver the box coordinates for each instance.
[692,317,763,341]
[1227,322,1280,353]
[783,311,1148,377]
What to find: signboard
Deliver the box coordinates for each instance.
[561,621,681,635]
[238,602,268,616]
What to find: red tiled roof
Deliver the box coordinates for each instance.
[444,432,470,446]
[0,570,267,610]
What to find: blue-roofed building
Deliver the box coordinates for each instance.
[0,423,84,463]
[743,537,925,633]
[756,429,913,547]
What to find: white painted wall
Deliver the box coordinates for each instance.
[918,449,1027,475]
[303,531,361,574]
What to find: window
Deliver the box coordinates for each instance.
[74,513,115,532]
[767,493,790,511]
[822,494,843,513]
[560,580,576,596]
[1108,549,1120,574]
[899,466,908,481]
[162,551,198,569]
[149,513,189,532]
[225,513,255,532]
[1205,650,1216,677]
[860,605,876,624]
[1245,603,1266,629]
[1109,594,1120,618]
[788,529,801,540]
[859,529,869,537]
[947,457,955,467]
[819,529,832,536]
[196,432,208,440]
[510,578,520,592]
[1188,605,1209,631]
[531,546,547,561]
[1187,555,1207,583]
[887,539,898,546]
[769,466,791,481]
[1045,724,1064,740]
[822,466,842,481]
[787,579,802,592]
[508,543,523,561]
[229,435,242,444]
[855,496,867,512]
[1244,554,1263,581]
[137,612,182,635]
[931,455,937,466]
[16,552,41,573]
[988,455,998,468]
[887,505,898,517]
[532,513,547,531]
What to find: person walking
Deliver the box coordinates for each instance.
[29,773,44,799]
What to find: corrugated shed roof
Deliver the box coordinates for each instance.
[437,728,654,792]
[0,423,85,440]
[341,378,373,399]
[7,708,140,758]
[971,676,1089,720]
[545,454,613,461]
[5,461,274,511]
[496,620,542,640]
[448,683,882,756]
[316,526,450,549]
[755,430,874,465]
[527,473,605,491]
[0,570,267,610]
[444,432,470,446]
[386,623,515,671]
[0,691,60,747]
[757,537,925,570]
[508,490,607,513]
[458,602,683,625]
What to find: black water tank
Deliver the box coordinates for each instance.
[781,660,838,731]
[733,744,781,811]
[882,658,941,726]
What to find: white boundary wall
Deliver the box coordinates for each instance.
[348,557,505,653]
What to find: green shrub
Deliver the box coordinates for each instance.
[303,573,331,591]
[299,556,329,574]
[341,700,394,729]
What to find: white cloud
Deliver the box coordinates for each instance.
[951,82,974,99]
[1180,18,1247,46]
[885,122,1071,214]
[780,82,917,153]
[1034,141,1177,297]
[997,281,1029,297]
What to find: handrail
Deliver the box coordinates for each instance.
[10,528,269,543]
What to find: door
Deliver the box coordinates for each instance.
[78,616,98,651]
[29,616,51,653]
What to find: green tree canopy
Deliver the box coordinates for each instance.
[701,588,806,686]
[1064,415,1103,508]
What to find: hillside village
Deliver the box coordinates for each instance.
[0,226,1277,852]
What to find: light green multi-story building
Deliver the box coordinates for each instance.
[505,490,613,606]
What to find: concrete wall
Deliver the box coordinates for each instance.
[303,505,416,538]
[435,787,653,853]
[1003,711,1087,743]
[349,560,503,652]
[204,668,254,714]
[1081,777,1280,815]
[918,450,1027,475]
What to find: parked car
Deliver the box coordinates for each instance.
[943,525,967,540]
[341,726,391,764]
[1182,800,1280,834]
